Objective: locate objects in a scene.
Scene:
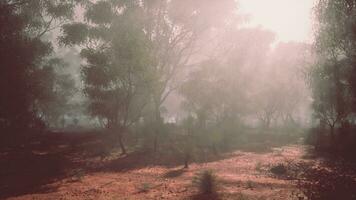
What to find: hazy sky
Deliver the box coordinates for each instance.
[239,0,315,42]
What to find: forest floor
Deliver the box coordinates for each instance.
[1,133,356,200]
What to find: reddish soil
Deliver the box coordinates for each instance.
[5,145,309,200]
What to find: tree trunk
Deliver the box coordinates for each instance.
[153,135,158,153]
[334,63,345,121]
[330,125,334,138]
[118,134,127,155]
[329,125,335,147]
[184,153,189,168]
[153,102,161,153]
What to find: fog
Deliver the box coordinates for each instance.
[51,0,314,129]
[4,0,356,199]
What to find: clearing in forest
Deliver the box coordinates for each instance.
[6,145,309,200]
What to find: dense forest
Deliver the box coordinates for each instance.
[1,0,356,199]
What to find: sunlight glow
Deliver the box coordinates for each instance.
[239,0,315,42]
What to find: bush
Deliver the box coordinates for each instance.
[70,168,86,182]
[138,182,151,193]
[193,170,218,194]
[246,180,254,189]
[270,164,287,175]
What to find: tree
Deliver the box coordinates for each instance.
[220,28,277,128]
[61,1,153,154]
[311,0,356,140]
[35,58,77,128]
[0,1,80,133]
[268,42,311,127]
[0,3,41,131]
[61,0,238,153]
[140,0,237,152]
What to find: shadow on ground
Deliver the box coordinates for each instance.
[296,149,356,200]
[0,148,74,199]
[0,132,95,199]
[163,168,187,178]
[0,130,302,199]
[189,193,220,200]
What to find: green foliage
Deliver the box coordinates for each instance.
[85,1,113,24]
[59,0,241,153]
[309,0,356,150]
[63,1,152,127]
[60,23,89,45]
[0,4,34,129]
[0,1,78,131]
[60,0,157,154]
[46,1,75,19]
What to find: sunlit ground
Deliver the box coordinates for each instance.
[5,144,308,200]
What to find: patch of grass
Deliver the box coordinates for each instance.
[270,163,287,175]
[70,168,85,182]
[193,170,218,194]
[138,182,151,193]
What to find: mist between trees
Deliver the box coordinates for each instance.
[1,0,355,161]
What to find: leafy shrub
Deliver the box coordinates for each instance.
[270,164,287,175]
[193,170,218,194]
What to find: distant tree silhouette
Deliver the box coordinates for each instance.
[139,0,237,152]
